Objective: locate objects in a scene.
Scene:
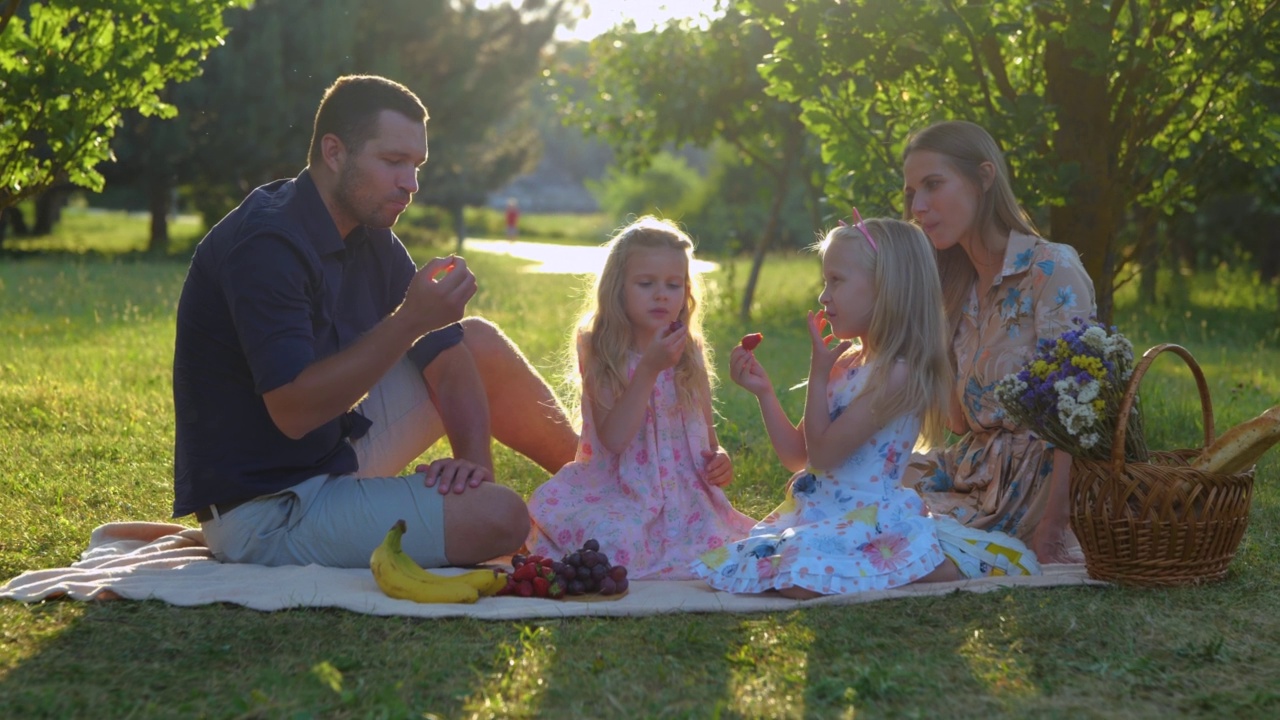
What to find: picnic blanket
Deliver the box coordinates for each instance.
[1,522,1106,618]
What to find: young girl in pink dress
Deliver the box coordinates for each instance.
[692,214,1039,598]
[526,216,755,579]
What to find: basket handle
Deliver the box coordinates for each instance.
[1109,343,1215,474]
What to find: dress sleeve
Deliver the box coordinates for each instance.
[1032,242,1097,347]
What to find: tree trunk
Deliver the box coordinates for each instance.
[146,176,173,256]
[1043,22,1118,324]
[452,203,467,255]
[1257,212,1280,282]
[1,205,29,250]
[33,187,70,236]
[1135,207,1164,306]
[1137,221,1161,306]
[740,172,790,321]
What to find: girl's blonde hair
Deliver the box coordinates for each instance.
[818,219,952,449]
[571,216,713,414]
[901,120,1037,342]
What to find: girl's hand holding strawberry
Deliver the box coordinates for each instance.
[638,318,687,376]
[729,345,773,397]
[808,309,852,378]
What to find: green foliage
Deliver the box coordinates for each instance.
[680,140,818,254]
[0,0,250,210]
[742,0,1280,320]
[586,151,706,222]
[154,0,576,236]
[557,5,826,318]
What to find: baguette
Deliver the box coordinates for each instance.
[1190,405,1280,474]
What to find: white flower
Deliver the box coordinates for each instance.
[1081,326,1107,352]
[1077,379,1100,404]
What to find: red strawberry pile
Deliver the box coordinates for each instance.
[497,553,564,598]
[496,538,630,598]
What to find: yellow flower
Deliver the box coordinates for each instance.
[1071,355,1106,380]
[1055,338,1071,361]
[1030,360,1055,379]
[1093,399,1105,412]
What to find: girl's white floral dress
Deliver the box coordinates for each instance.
[692,354,945,593]
[692,353,1039,595]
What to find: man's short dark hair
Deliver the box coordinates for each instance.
[307,75,428,166]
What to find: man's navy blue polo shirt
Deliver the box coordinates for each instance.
[172,169,462,518]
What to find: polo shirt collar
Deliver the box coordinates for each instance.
[293,169,349,256]
[996,230,1039,283]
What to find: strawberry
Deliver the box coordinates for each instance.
[538,557,554,568]
[740,332,763,351]
[669,320,683,333]
[532,576,550,597]
[516,580,533,597]
[512,563,538,582]
[547,579,565,599]
[430,257,457,280]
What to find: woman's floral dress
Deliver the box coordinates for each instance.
[909,231,1097,542]
[691,354,949,594]
[526,341,756,580]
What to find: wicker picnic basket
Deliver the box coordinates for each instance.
[1068,343,1254,587]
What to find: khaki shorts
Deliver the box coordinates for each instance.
[201,357,449,568]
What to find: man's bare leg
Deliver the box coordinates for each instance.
[441,482,531,565]
[460,317,577,473]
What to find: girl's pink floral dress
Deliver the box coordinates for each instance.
[691,353,948,594]
[526,344,756,580]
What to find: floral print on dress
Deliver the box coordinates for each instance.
[526,337,756,580]
[691,354,949,595]
[910,231,1097,543]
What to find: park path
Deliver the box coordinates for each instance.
[464,238,719,275]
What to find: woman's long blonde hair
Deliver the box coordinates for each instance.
[901,121,1038,343]
[570,216,713,415]
[818,219,952,449]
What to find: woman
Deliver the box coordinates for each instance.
[901,120,1096,564]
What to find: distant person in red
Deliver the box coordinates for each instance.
[505,197,520,239]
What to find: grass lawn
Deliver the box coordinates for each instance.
[1,209,1279,718]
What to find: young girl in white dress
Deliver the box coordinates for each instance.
[526,216,755,579]
[691,213,1039,598]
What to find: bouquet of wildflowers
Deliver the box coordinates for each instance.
[994,321,1149,462]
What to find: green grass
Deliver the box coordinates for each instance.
[1,207,207,256]
[2,212,1279,718]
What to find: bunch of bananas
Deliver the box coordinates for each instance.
[370,519,506,603]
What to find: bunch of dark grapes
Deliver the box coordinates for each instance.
[555,538,629,596]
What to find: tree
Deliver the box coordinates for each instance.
[743,0,1280,322]
[114,0,574,252]
[0,0,248,213]
[369,0,573,252]
[560,6,824,319]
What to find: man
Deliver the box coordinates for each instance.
[173,75,576,568]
